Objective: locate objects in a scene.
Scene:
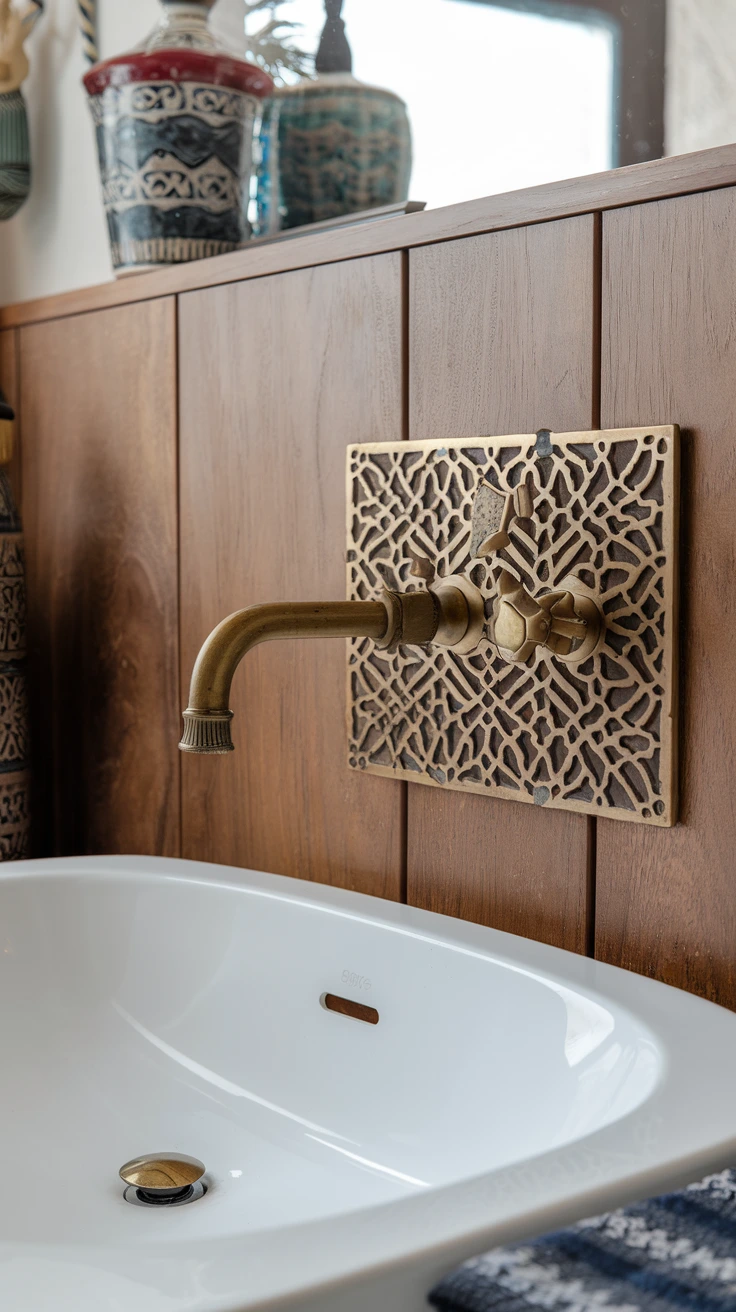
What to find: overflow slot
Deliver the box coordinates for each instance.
[321,993,379,1025]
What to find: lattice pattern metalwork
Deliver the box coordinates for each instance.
[346,428,679,826]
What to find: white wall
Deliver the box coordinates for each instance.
[665,0,736,156]
[0,0,246,306]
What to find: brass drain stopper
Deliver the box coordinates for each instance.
[119,1152,206,1205]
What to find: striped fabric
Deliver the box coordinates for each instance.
[0,90,30,220]
[0,91,29,163]
[431,1170,736,1311]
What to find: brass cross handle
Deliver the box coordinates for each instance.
[489,570,603,666]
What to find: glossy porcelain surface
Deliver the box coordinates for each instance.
[1,856,735,1311]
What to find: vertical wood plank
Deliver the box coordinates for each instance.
[179,255,405,898]
[407,218,598,952]
[20,299,180,857]
[598,190,736,1007]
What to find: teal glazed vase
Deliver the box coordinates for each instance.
[0,88,31,219]
[268,0,412,232]
[275,74,412,230]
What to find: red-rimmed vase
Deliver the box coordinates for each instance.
[83,0,273,276]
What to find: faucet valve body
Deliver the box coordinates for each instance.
[489,570,603,665]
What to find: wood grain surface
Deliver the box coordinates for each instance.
[19,299,179,856]
[6,142,736,330]
[178,255,405,897]
[596,190,736,1007]
[406,218,599,952]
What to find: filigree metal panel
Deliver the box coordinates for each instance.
[346,428,679,826]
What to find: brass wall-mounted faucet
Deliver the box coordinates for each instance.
[179,427,679,821]
[179,572,485,754]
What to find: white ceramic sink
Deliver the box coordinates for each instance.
[1,856,735,1312]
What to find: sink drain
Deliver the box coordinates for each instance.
[120,1153,207,1207]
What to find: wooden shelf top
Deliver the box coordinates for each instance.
[3,141,736,328]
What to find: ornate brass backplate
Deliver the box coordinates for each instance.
[346,427,679,826]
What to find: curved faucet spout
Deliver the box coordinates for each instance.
[179,601,389,754]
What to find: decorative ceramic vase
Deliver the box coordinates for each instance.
[272,0,411,231]
[82,0,273,275]
[0,396,30,861]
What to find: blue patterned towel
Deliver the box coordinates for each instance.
[430,1170,736,1311]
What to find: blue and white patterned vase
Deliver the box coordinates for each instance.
[0,89,30,219]
[263,0,411,233]
[83,0,273,275]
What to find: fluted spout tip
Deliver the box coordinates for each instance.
[179,709,234,754]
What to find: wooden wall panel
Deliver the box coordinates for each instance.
[19,299,179,857]
[179,255,405,898]
[598,190,736,1007]
[406,218,598,952]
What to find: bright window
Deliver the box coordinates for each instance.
[281,0,616,208]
